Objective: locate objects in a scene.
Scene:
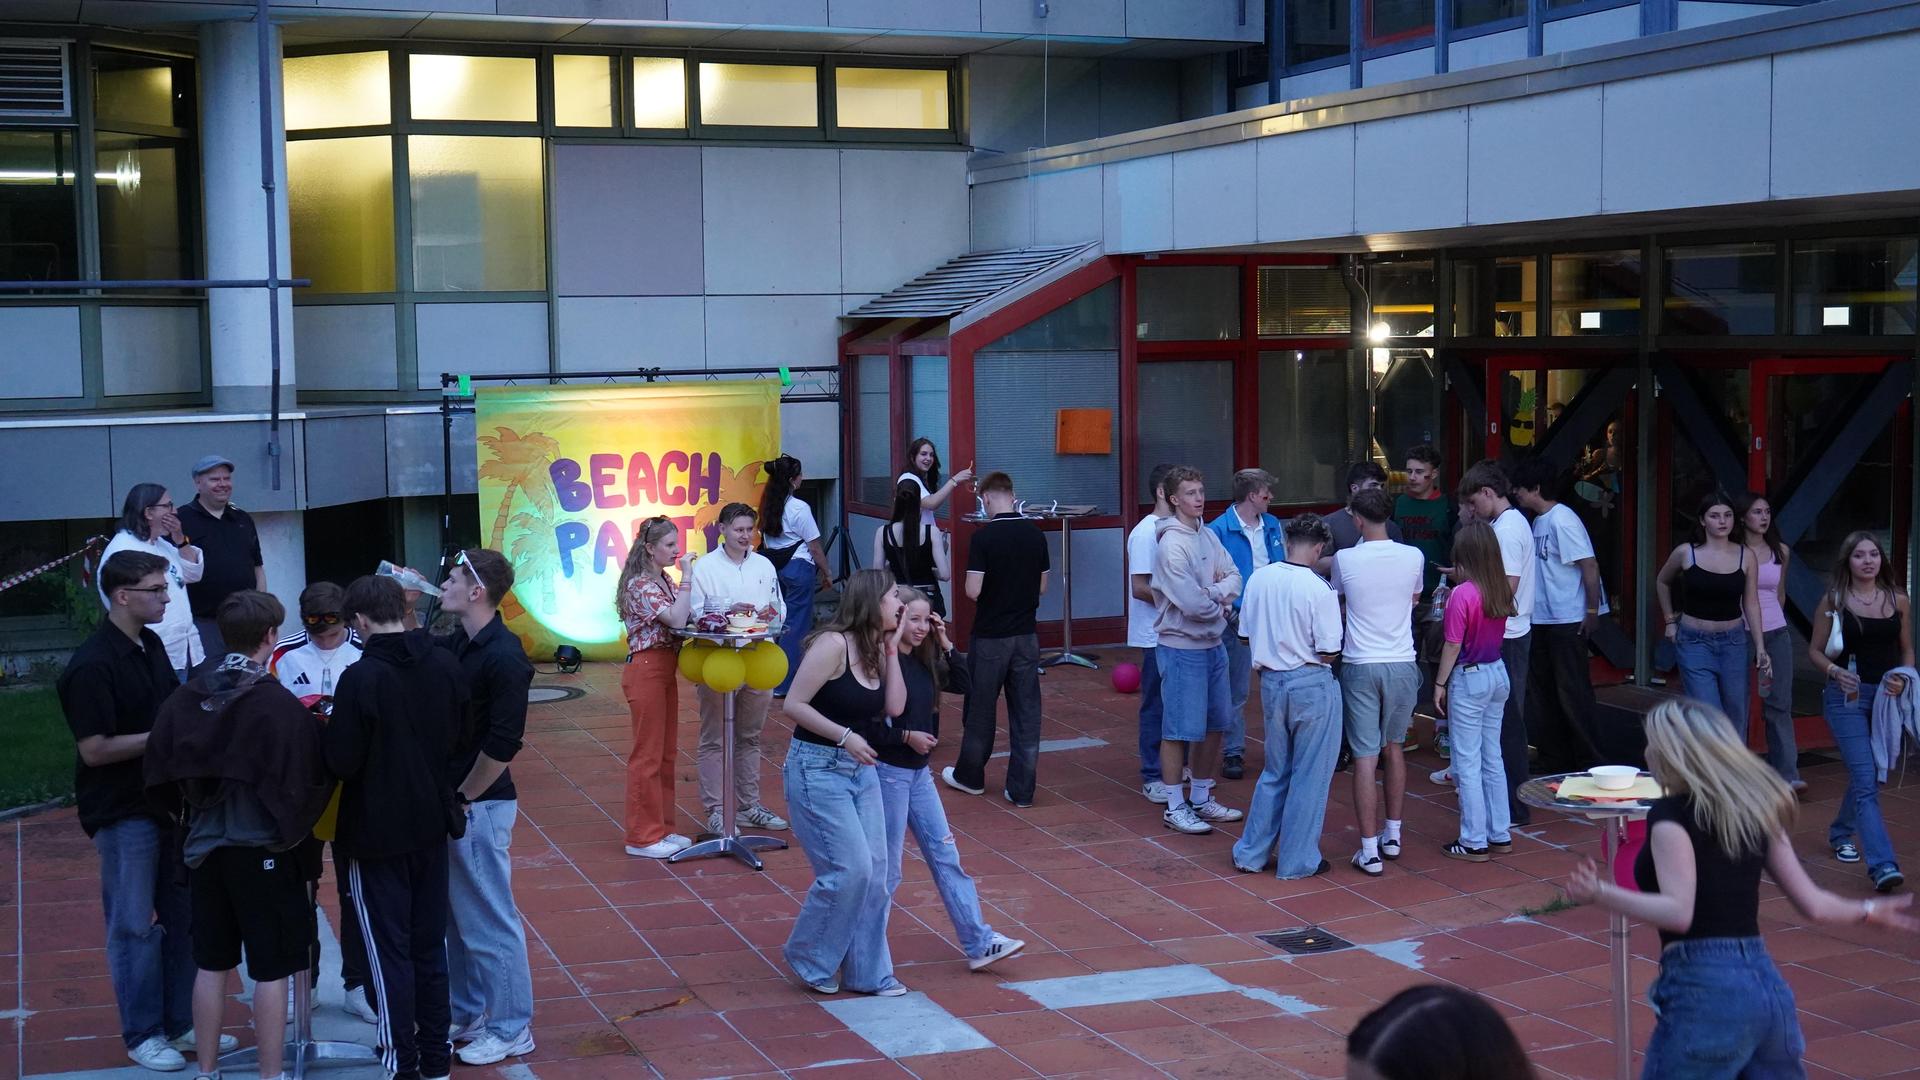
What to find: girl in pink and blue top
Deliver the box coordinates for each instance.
[1434,522,1517,862]
[1737,491,1803,791]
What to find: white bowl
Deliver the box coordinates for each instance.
[1588,765,1639,791]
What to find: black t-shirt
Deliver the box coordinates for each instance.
[176,499,263,617]
[56,623,179,836]
[966,514,1050,639]
[877,650,970,771]
[438,613,533,803]
[1633,794,1765,946]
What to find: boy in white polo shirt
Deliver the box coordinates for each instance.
[687,502,789,834]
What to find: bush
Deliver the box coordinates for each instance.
[0,685,76,811]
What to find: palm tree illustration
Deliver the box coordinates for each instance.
[691,458,768,551]
[478,426,561,551]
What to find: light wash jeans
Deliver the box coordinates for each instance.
[1223,621,1251,757]
[1448,662,1513,849]
[1825,681,1898,876]
[875,763,994,958]
[93,816,196,1047]
[1231,666,1342,878]
[1754,628,1800,783]
[447,798,535,1040]
[773,556,816,696]
[782,741,895,992]
[1642,938,1803,1079]
[1138,647,1164,784]
[1675,625,1750,734]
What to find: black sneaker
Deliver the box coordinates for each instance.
[1835,842,1862,864]
[1336,745,1353,773]
[1873,866,1904,893]
[1221,754,1245,780]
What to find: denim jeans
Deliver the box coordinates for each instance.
[1755,628,1800,783]
[773,556,817,696]
[1223,621,1250,757]
[93,816,196,1047]
[1675,625,1750,734]
[1232,667,1342,878]
[1138,647,1164,784]
[447,799,534,1040]
[1825,681,1897,876]
[1642,937,1803,1079]
[1158,643,1233,743]
[953,634,1043,803]
[1448,663,1513,849]
[782,741,895,992]
[875,763,993,959]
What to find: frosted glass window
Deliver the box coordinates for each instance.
[1137,361,1234,502]
[834,67,948,130]
[909,356,949,500]
[93,53,180,129]
[856,355,892,506]
[284,52,390,131]
[1258,354,1349,504]
[632,57,687,129]
[288,137,395,293]
[408,135,545,293]
[976,351,1119,509]
[94,135,188,283]
[409,54,536,123]
[698,63,818,128]
[552,55,613,128]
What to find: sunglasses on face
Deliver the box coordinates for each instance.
[303,612,343,628]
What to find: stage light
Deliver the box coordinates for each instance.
[554,645,584,674]
[1367,321,1391,343]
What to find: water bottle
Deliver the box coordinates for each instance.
[321,666,334,697]
[1844,656,1860,705]
[1757,665,1771,700]
[378,559,443,597]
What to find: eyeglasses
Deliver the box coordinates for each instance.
[303,612,343,628]
[120,585,169,595]
[150,501,175,511]
[454,549,494,598]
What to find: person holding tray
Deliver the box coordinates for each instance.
[687,502,789,835]
[615,516,695,859]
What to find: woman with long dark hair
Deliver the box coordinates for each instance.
[871,479,950,616]
[1654,491,1770,732]
[1737,491,1804,792]
[1808,531,1912,892]
[1347,985,1535,1080]
[781,569,909,997]
[614,516,693,858]
[1432,522,1517,863]
[98,482,206,678]
[758,454,831,695]
[1569,699,1917,1075]
[900,437,973,521]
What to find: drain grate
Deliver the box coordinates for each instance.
[1257,927,1354,956]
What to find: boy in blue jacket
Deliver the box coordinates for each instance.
[1207,468,1286,779]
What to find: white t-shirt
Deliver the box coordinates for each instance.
[761,496,821,565]
[688,547,786,621]
[1532,503,1609,625]
[1126,513,1161,649]
[97,530,205,670]
[1332,540,1424,664]
[272,637,363,698]
[1241,561,1343,672]
[1493,506,1538,637]
[1238,512,1271,569]
[899,472,940,529]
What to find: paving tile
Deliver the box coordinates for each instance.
[895,1046,1040,1079]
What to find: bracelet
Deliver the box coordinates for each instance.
[836,727,851,747]
[1863,898,1877,922]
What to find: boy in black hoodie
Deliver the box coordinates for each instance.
[325,576,470,1080]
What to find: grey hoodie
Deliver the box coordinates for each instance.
[1151,515,1241,650]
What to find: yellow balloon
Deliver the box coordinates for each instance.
[677,642,714,681]
[702,648,747,693]
[744,641,790,691]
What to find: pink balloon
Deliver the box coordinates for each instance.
[1111,662,1141,694]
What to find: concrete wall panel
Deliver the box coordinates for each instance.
[101,307,202,397]
[1032,167,1105,247]
[1677,1,1779,29]
[779,400,840,482]
[303,414,389,509]
[1100,59,1183,137]
[1103,155,1174,253]
[388,409,474,498]
[112,420,298,512]
[1771,32,1920,200]
[1171,141,1257,250]
[1255,125,1355,243]
[1354,109,1467,235]
[971,177,1033,251]
[830,0,978,32]
[1468,87,1603,225]
[840,150,970,294]
[414,302,550,390]
[294,305,398,391]
[1448,27,1527,72]
[1363,47,1434,87]
[1543,5,1640,53]
[0,427,111,521]
[0,307,83,400]
[1601,57,1770,214]
[981,0,1125,38]
[1280,65,1352,101]
[968,55,1102,154]
[1125,0,1262,41]
[704,294,845,369]
[555,296,706,373]
[552,144,704,297]
[702,147,842,295]
[665,0,826,24]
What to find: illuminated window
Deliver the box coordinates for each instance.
[834,67,948,130]
[94,135,188,283]
[0,131,81,283]
[552,55,613,128]
[631,56,687,129]
[409,54,536,123]
[93,52,182,129]
[698,62,818,128]
[288,136,395,293]
[1551,250,1641,337]
[284,52,390,131]
[408,135,545,293]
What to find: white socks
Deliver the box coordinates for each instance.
[1385,819,1402,843]
[1361,835,1380,859]
[1190,779,1214,807]
[1166,784,1188,810]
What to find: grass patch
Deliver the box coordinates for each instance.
[0,684,76,812]
[1517,894,1581,918]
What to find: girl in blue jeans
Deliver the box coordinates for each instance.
[1432,523,1514,863]
[1569,699,1917,1079]
[1808,530,1911,893]
[1655,492,1771,734]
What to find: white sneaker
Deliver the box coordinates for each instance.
[968,933,1027,972]
[1163,804,1212,834]
[129,1035,187,1072]
[449,1019,487,1044]
[1191,799,1244,823]
[1142,781,1171,804]
[626,839,682,859]
[665,833,693,850]
[940,767,985,796]
[168,1031,239,1055]
[457,1028,536,1066]
[1351,849,1385,876]
[738,805,789,830]
[344,986,378,1024]
[1430,766,1453,785]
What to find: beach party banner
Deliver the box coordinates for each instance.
[474,381,780,662]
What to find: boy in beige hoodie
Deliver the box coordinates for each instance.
[1150,466,1246,835]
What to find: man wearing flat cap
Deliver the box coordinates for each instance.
[176,455,267,670]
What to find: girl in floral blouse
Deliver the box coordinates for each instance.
[616,516,694,858]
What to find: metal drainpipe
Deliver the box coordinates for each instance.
[254,0,285,491]
[1341,256,1372,465]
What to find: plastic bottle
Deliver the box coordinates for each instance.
[1844,656,1860,705]
[377,559,442,597]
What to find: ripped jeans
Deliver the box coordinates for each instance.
[875,762,995,959]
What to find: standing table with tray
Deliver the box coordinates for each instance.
[1519,770,1661,1080]
[965,502,1100,670]
[671,626,790,871]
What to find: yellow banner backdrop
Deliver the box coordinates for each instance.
[474,381,780,661]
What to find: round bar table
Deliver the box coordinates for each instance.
[1518,771,1657,1080]
[671,628,790,871]
[964,502,1100,670]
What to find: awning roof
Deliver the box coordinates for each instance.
[845,243,1098,321]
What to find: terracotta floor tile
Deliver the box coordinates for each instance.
[896,1046,1040,1080]
[1803,1031,1919,1077]
[969,1009,1094,1046]
[1059,1001,1186,1034]
[649,1038,778,1080]
[1257,1037,1350,1079]
[1103,1023,1242,1064]
[1205,1014,1336,1052]
[1004,1037,1149,1076]
[1162,1050,1292,1079]
[758,1030,886,1070]
[1799,988,1920,1032]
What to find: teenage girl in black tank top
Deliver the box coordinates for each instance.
[1656,492,1770,727]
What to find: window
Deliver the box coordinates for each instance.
[407,135,545,292]
[1664,243,1777,335]
[1287,0,1351,66]
[1139,361,1234,501]
[409,54,536,123]
[977,283,1120,509]
[631,57,688,129]
[834,67,948,130]
[93,134,188,282]
[552,54,614,128]
[1370,348,1438,469]
[1551,250,1640,337]
[1137,266,1240,340]
[908,355,948,466]
[1369,258,1436,337]
[1454,255,1538,337]
[1790,237,1918,336]
[93,51,186,129]
[987,284,1118,351]
[1260,350,1352,504]
[284,51,390,131]
[1454,0,1525,29]
[1257,265,1349,335]
[698,62,818,128]
[1365,0,1433,46]
[287,137,395,293]
[855,355,893,506]
[0,130,80,283]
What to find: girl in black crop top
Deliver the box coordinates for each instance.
[1568,699,1917,1077]
[1655,492,1771,727]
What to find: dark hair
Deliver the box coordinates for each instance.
[299,581,345,618]
[1231,468,1277,505]
[615,516,680,620]
[804,568,897,683]
[1405,444,1442,471]
[1146,463,1175,505]
[1457,459,1510,502]
[1346,460,1388,492]
[459,547,516,602]
[887,479,929,570]
[905,437,942,490]
[759,455,801,538]
[1508,457,1561,500]
[1733,490,1786,563]
[101,550,169,595]
[1347,985,1535,1080]
[1284,513,1332,547]
[117,483,171,542]
[1451,522,1516,619]
[1349,488,1393,525]
[978,471,1014,497]
[342,574,408,627]
[1691,490,1736,546]
[717,501,758,528]
[216,590,285,657]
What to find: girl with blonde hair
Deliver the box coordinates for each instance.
[1433,522,1517,863]
[1568,698,1917,1076]
[614,516,693,858]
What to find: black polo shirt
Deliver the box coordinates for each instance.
[177,498,263,617]
[56,622,179,836]
[966,513,1050,640]
[438,613,533,803]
